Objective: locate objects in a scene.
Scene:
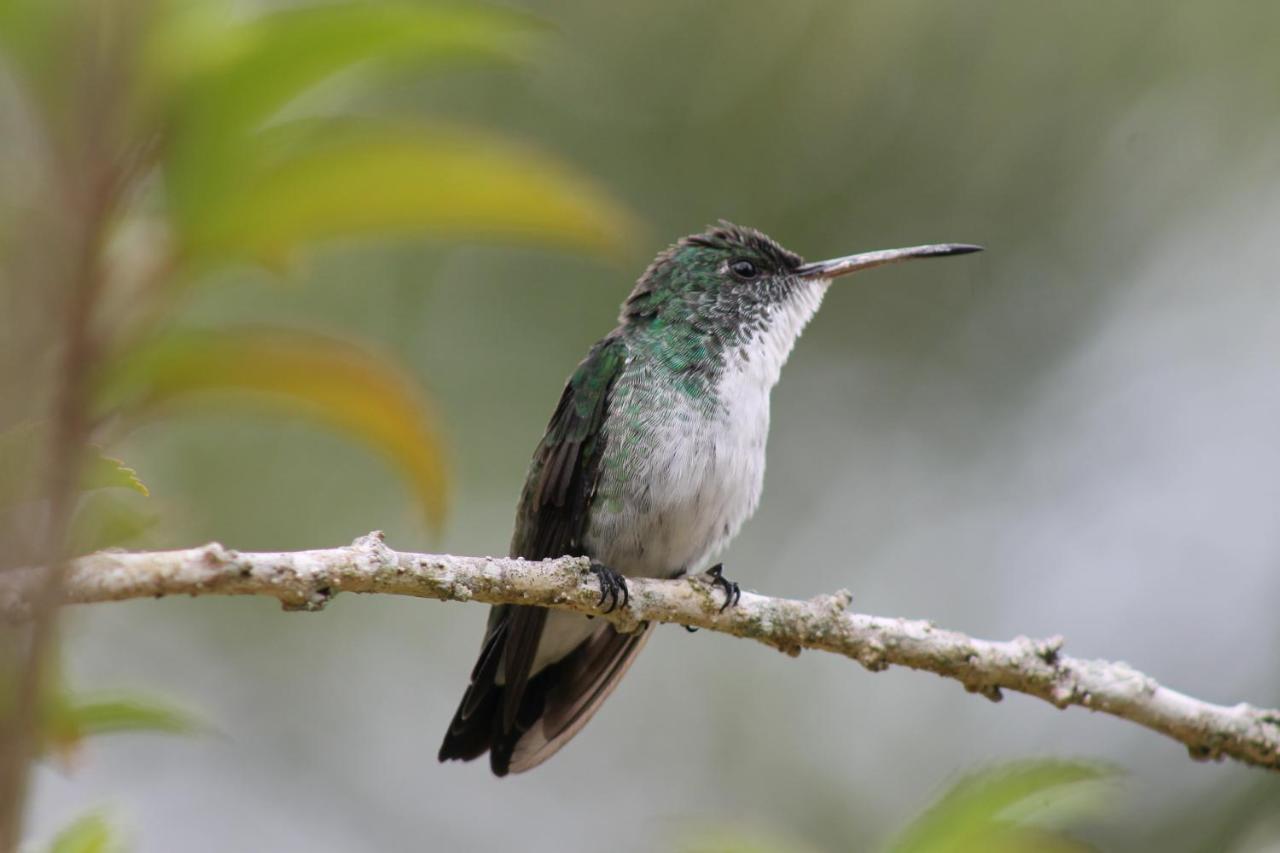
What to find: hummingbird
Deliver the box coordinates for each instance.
[439,222,981,775]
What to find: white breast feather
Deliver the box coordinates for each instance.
[588,281,829,579]
[533,282,829,673]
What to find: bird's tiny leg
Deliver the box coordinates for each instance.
[705,564,741,613]
[589,562,630,614]
[683,625,699,633]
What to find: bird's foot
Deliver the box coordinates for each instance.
[705,563,741,613]
[683,625,699,633]
[589,562,630,614]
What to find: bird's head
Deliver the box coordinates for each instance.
[620,221,980,355]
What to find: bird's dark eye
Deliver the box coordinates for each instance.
[729,259,759,280]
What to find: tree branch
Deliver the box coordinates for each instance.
[4,531,1278,773]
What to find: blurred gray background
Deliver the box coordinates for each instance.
[26,1,1280,850]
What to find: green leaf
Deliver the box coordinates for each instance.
[41,688,203,767]
[179,119,637,267]
[0,422,148,511]
[145,3,638,270]
[79,453,149,497]
[46,693,203,747]
[98,328,449,529]
[48,811,119,853]
[891,761,1115,853]
[159,0,538,137]
[38,662,201,761]
[67,491,157,556]
[157,0,542,231]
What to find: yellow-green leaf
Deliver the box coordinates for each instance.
[67,492,157,556]
[79,453,149,497]
[159,0,537,135]
[158,0,542,221]
[48,812,119,853]
[892,761,1114,853]
[98,328,448,529]
[45,693,203,750]
[181,120,637,266]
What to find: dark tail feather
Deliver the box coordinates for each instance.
[438,606,653,776]
[503,621,653,774]
[438,686,499,763]
[438,616,506,763]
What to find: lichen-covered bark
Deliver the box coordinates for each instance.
[4,531,1278,772]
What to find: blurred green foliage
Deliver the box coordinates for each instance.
[181,118,635,265]
[0,0,636,537]
[677,760,1114,853]
[66,493,157,560]
[0,424,147,515]
[0,0,636,846]
[99,327,450,529]
[5,0,1280,851]
[40,758,1113,853]
[41,693,203,761]
[889,761,1112,853]
[47,812,120,853]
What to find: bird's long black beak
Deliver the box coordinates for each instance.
[795,243,982,280]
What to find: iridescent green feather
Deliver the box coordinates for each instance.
[509,335,628,560]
